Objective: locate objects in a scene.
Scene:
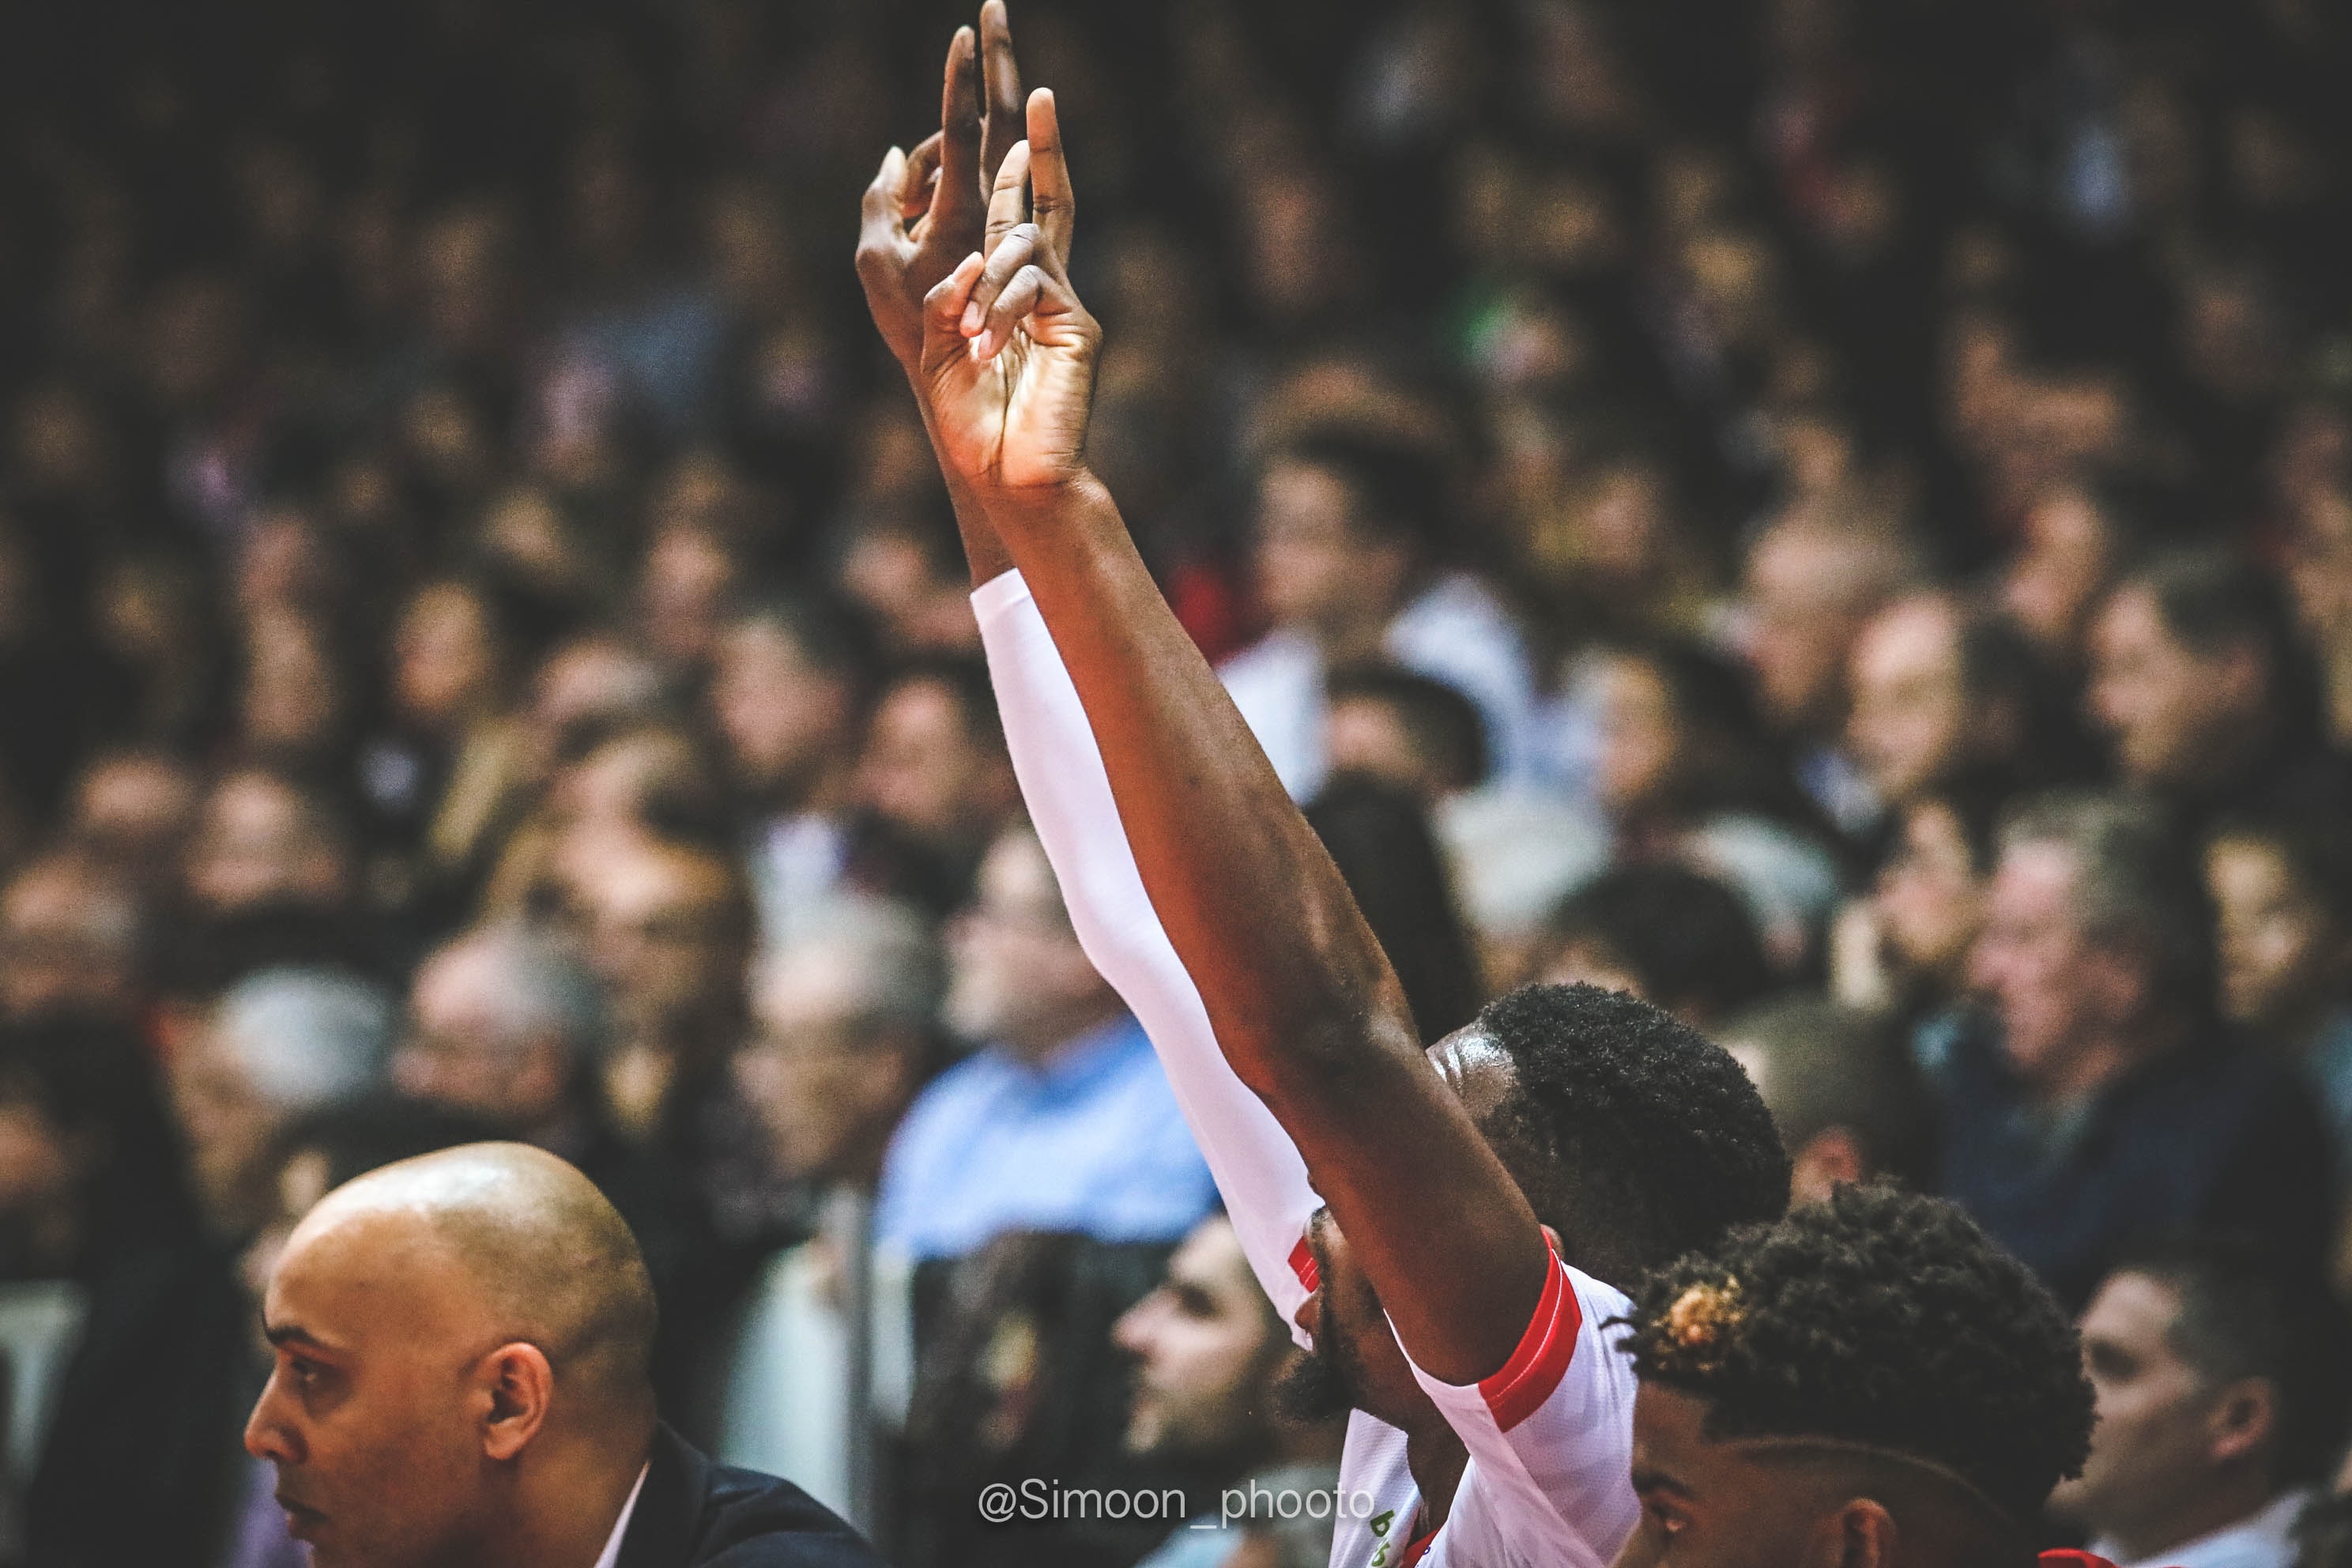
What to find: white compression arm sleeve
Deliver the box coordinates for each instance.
[973,569,1320,1339]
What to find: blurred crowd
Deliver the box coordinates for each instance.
[5,0,2352,1565]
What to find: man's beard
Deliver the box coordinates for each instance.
[1272,1325,1359,1423]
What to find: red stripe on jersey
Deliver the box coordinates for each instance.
[1478,1254,1580,1431]
[1398,1522,1438,1568]
[1289,1235,1319,1294]
[2038,1555,2121,1568]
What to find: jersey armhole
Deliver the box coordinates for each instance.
[1477,1256,1581,1431]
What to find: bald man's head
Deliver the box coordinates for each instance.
[247,1144,658,1568]
[299,1143,657,1408]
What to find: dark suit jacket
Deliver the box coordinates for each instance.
[616,1424,886,1568]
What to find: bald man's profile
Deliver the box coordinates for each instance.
[246,1143,884,1568]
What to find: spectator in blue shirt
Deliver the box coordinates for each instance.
[875,822,1215,1262]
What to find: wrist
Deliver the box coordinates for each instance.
[971,466,1107,515]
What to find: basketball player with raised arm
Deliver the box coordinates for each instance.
[854,17,1788,1566]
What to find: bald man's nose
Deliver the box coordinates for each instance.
[244,1377,303,1465]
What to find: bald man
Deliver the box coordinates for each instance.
[246,1143,882,1568]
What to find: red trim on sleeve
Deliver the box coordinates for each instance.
[1478,1256,1581,1431]
[1289,1235,1319,1294]
[1397,1523,1438,1568]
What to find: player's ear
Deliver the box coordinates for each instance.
[1825,1494,1900,1568]
[477,1341,554,1461]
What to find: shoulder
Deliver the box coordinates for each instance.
[686,1463,885,1568]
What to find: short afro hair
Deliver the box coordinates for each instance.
[1622,1185,2093,1525]
[1472,983,1790,1291]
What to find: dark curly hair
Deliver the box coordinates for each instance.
[1472,982,1790,1291]
[1622,1185,2094,1525]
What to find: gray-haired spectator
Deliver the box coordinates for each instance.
[1943,791,2336,1306]
[390,920,725,1415]
[168,966,393,1237]
[718,898,943,1515]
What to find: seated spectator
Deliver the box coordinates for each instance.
[1949,792,2335,1306]
[1322,666,1490,809]
[1533,864,1773,1029]
[2053,1238,2345,1568]
[168,966,394,1239]
[178,767,377,975]
[2207,816,2352,1185]
[1,1016,247,1567]
[854,658,1021,916]
[0,851,141,1024]
[1739,511,1920,838]
[1221,432,1536,798]
[1118,1215,1346,1568]
[719,902,941,1512]
[874,823,1216,1264]
[62,745,200,888]
[1302,775,1483,1042]
[559,827,787,1246]
[1837,785,2005,1084]
[1716,997,1934,1202]
[1845,591,2089,818]
[710,595,880,953]
[1583,639,1845,967]
[391,921,726,1412]
[2089,550,2350,828]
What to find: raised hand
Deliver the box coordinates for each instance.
[918,89,1098,496]
[855,2,1029,375]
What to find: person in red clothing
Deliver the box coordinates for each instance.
[1613,1185,2109,1568]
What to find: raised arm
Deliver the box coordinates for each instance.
[906,92,1549,1386]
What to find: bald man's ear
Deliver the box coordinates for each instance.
[477,1342,555,1461]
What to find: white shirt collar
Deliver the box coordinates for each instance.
[592,1464,651,1568]
[2092,1487,2313,1568]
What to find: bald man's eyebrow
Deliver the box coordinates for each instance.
[264,1322,339,1354]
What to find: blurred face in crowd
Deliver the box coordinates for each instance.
[637,522,737,671]
[70,751,199,870]
[1846,596,1969,807]
[527,635,665,772]
[857,675,1016,850]
[2005,487,2117,664]
[1326,694,1456,807]
[1873,801,1985,990]
[2090,585,2267,790]
[172,1012,290,1233]
[395,940,568,1134]
[0,1084,80,1238]
[1971,839,2142,1095]
[554,729,702,835]
[2207,835,2352,1038]
[393,582,500,733]
[0,857,140,1021]
[739,953,921,1185]
[566,837,744,1035]
[946,829,1115,1057]
[242,609,345,763]
[1743,522,1890,737]
[1253,458,1409,639]
[710,619,854,807]
[2049,1271,2269,1556]
[1115,1216,1287,1461]
[187,771,349,916]
[1591,653,1684,818]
